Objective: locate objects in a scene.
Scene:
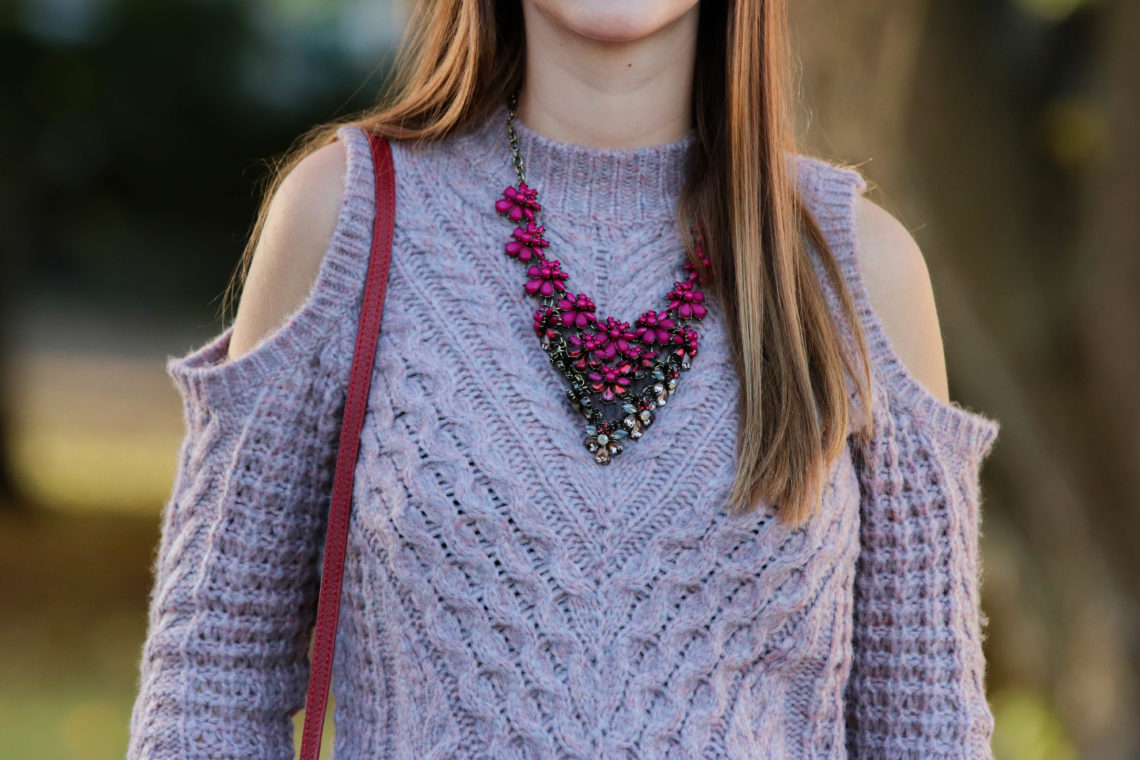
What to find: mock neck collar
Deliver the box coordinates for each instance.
[455,99,697,224]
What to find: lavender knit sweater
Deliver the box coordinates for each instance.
[127,101,1001,759]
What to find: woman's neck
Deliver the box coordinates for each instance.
[517,0,699,150]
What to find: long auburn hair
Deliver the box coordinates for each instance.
[220,0,874,529]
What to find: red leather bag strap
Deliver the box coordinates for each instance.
[299,129,395,760]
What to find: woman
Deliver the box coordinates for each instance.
[128,0,1002,757]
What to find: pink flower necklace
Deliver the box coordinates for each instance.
[494,92,711,465]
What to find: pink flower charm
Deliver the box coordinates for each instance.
[588,361,635,403]
[683,225,713,285]
[666,280,707,320]
[533,306,559,347]
[495,181,541,222]
[633,349,658,372]
[567,331,608,371]
[506,221,549,262]
[634,309,675,345]
[594,317,640,360]
[557,293,598,330]
[672,325,700,369]
[525,259,569,298]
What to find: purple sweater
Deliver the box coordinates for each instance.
[127,101,1001,759]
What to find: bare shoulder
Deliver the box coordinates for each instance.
[852,194,951,404]
[227,138,348,360]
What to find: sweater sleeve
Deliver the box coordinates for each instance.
[844,379,1000,759]
[821,163,1002,758]
[126,124,378,759]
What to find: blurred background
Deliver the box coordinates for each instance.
[0,0,1136,758]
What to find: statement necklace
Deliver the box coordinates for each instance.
[494,92,711,465]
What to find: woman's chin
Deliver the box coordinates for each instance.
[526,0,700,45]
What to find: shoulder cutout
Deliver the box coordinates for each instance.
[852,195,950,405]
[795,155,1001,461]
[165,125,380,411]
[228,138,349,361]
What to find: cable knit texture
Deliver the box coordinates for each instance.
[127,101,1001,759]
